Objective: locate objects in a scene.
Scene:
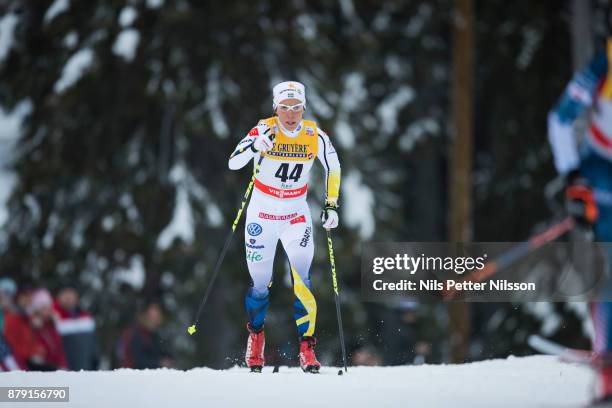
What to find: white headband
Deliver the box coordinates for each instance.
[273,81,306,108]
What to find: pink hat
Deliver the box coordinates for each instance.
[29,288,53,312]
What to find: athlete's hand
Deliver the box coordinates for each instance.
[565,170,598,225]
[252,124,275,153]
[321,201,339,230]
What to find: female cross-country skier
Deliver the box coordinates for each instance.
[228,81,341,373]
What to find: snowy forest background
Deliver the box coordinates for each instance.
[0,0,605,369]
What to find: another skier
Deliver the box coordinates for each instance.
[547,38,612,401]
[228,81,341,373]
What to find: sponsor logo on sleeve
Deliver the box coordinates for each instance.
[248,127,259,136]
[247,223,263,236]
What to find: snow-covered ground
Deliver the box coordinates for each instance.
[0,356,595,407]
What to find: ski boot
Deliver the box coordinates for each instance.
[245,323,265,373]
[299,336,321,373]
[593,366,612,406]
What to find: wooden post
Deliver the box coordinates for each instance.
[448,0,474,364]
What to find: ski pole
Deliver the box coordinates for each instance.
[528,334,612,367]
[187,148,267,336]
[442,216,576,299]
[326,230,348,373]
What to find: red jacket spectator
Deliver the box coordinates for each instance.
[30,319,67,370]
[29,289,67,370]
[3,311,43,370]
[5,289,67,371]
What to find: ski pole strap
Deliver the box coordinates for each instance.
[327,230,339,295]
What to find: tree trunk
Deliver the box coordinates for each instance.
[448,0,474,364]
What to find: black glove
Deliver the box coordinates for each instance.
[320,201,339,230]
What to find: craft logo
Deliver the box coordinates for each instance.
[300,227,312,247]
[247,223,263,236]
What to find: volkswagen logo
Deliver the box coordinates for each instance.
[247,223,263,236]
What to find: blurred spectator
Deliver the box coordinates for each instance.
[0,337,18,371]
[0,278,19,371]
[5,288,67,371]
[29,289,68,370]
[0,278,17,330]
[0,278,17,313]
[377,302,441,365]
[118,301,173,369]
[53,285,99,371]
[4,286,44,370]
[14,285,33,312]
[352,345,383,366]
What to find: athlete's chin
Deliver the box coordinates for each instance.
[284,121,298,130]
